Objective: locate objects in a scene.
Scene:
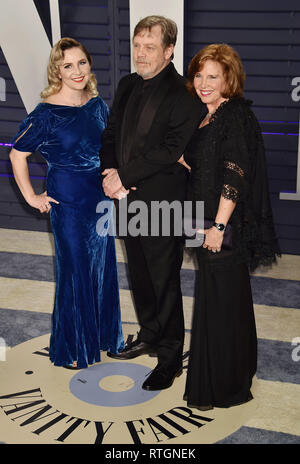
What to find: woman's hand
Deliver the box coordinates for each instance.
[111,186,137,200]
[177,155,191,171]
[26,191,59,213]
[201,195,236,252]
[112,186,129,200]
[9,150,59,214]
[202,226,224,253]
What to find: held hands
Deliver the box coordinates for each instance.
[113,186,130,200]
[102,168,136,200]
[102,168,123,197]
[112,186,137,200]
[102,157,189,199]
[201,227,224,253]
[27,191,59,213]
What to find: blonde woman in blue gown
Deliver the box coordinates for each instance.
[9,38,124,369]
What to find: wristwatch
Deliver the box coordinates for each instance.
[213,222,226,232]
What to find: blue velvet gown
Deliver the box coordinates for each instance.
[12,96,124,368]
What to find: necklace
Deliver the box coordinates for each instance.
[60,92,88,107]
[69,99,86,107]
[199,111,213,128]
[199,100,229,128]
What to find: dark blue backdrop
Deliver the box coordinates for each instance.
[0,0,299,254]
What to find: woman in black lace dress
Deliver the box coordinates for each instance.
[183,44,280,410]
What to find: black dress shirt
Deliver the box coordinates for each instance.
[121,63,173,164]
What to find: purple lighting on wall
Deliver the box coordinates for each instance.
[0,134,298,148]
[259,120,299,124]
[0,173,46,180]
[261,132,298,136]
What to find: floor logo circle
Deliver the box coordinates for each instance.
[69,362,160,406]
[0,324,258,444]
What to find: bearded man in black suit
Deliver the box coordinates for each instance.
[101,15,203,391]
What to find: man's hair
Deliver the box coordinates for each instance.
[186,43,246,98]
[133,15,177,59]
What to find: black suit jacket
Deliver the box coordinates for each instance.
[100,63,204,201]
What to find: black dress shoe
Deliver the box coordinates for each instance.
[107,340,156,360]
[142,364,183,391]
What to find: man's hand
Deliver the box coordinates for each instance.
[102,169,137,199]
[112,186,130,200]
[102,168,123,197]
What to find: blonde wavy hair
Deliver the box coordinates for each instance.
[40,37,98,99]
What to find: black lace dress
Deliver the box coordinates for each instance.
[183,97,280,410]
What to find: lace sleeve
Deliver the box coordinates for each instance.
[221,184,239,202]
[220,115,250,201]
[221,160,246,202]
[224,160,245,178]
[212,98,280,271]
